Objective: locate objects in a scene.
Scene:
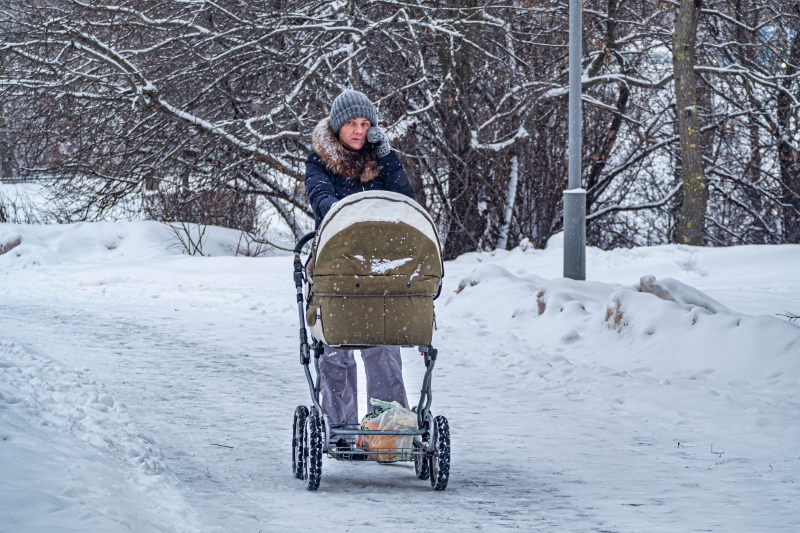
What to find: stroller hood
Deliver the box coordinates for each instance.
[307,191,442,347]
[313,191,443,282]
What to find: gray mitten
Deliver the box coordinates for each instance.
[366,126,391,159]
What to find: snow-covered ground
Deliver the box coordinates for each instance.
[1,221,798,532]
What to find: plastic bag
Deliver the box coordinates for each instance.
[356,399,418,463]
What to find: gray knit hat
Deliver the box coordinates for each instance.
[329,90,377,134]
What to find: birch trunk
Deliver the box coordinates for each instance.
[496,155,519,250]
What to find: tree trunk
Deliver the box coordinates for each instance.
[778,24,800,243]
[0,115,15,180]
[0,140,14,180]
[673,0,706,245]
[496,154,519,250]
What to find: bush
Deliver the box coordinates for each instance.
[143,189,257,232]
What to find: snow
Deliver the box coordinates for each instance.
[1,221,799,532]
[0,339,200,533]
[316,191,441,259]
[0,221,266,271]
[370,257,412,273]
[322,251,415,274]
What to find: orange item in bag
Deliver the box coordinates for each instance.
[356,400,417,462]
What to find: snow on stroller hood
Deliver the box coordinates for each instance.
[369,257,413,274]
[315,191,441,266]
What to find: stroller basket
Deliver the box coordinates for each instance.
[328,447,425,462]
[305,191,444,347]
[328,423,424,463]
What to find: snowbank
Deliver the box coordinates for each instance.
[0,220,798,530]
[448,263,799,383]
[0,338,199,533]
[0,221,277,272]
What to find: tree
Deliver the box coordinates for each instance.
[4,0,800,252]
[777,15,800,242]
[674,0,706,245]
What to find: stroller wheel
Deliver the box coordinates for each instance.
[304,412,323,491]
[413,439,430,480]
[292,406,308,479]
[428,416,450,491]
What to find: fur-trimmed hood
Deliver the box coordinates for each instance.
[311,118,379,183]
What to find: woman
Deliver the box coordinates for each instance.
[305,90,415,450]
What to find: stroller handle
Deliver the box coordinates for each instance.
[293,231,317,255]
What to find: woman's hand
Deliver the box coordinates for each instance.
[366,126,391,159]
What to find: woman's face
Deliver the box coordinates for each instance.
[338,118,371,150]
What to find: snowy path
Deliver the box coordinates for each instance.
[1,295,585,532]
[1,230,799,531]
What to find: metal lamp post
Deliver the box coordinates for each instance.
[563,0,586,280]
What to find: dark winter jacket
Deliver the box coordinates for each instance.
[305,118,415,227]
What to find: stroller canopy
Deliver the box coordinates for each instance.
[313,191,443,287]
[307,191,443,347]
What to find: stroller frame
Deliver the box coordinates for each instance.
[292,231,450,490]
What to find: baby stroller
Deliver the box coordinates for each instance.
[291,191,450,491]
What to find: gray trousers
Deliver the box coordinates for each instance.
[320,345,409,428]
